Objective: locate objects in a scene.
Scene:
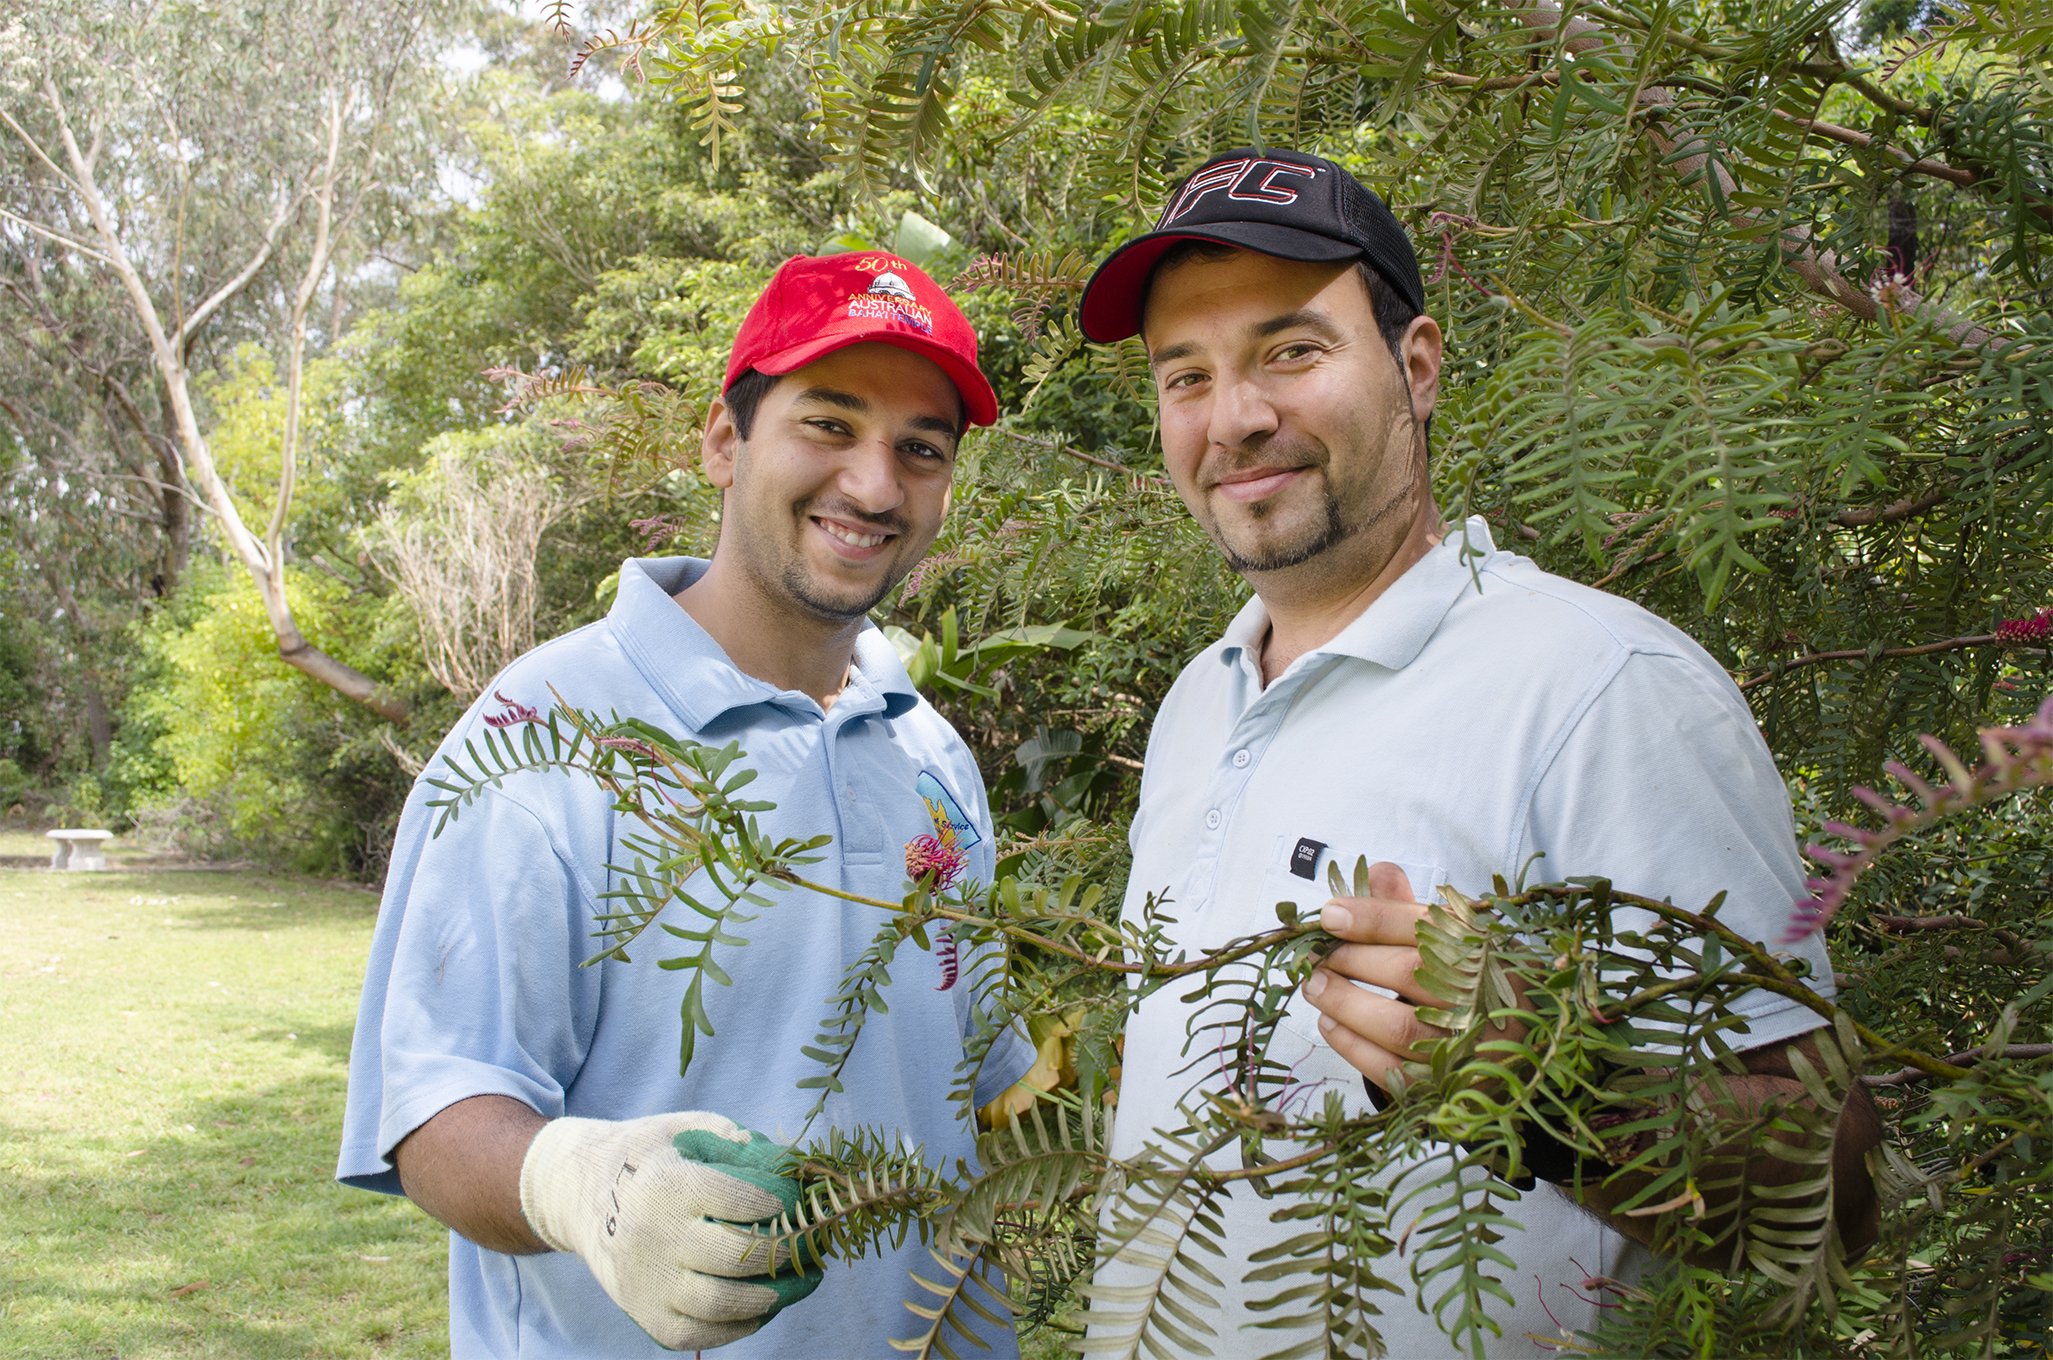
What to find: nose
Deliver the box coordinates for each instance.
[1207,370,1280,452]
[835,437,907,515]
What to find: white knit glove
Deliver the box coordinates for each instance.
[518,1111,820,1351]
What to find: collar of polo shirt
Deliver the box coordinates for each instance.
[1219,518,1497,679]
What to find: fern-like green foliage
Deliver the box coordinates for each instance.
[433,687,2050,1357]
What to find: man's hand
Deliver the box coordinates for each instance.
[1300,863,1880,1262]
[1299,861,1448,1090]
[518,1111,822,1351]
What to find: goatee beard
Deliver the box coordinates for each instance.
[1219,496,1347,573]
[1219,464,1419,576]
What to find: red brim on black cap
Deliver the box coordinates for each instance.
[1077,222,1362,344]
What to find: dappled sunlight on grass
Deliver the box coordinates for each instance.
[0,861,444,1358]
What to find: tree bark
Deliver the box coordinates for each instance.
[101,375,193,592]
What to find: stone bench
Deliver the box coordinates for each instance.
[47,829,113,871]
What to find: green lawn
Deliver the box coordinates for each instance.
[0,831,445,1359]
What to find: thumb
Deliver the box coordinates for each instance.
[1366,860,1417,903]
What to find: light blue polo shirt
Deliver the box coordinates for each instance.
[339,556,1033,1358]
[1102,518,1835,1358]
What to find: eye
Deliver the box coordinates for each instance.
[904,439,953,464]
[1161,369,1208,391]
[804,417,852,438]
[1271,341,1322,364]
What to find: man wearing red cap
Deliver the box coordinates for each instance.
[1077,150,1875,1355]
[338,254,1031,1357]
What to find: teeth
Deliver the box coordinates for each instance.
[819,520,888,549]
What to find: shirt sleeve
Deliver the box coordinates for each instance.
[1518,648,1834,1048]
[336,778,605,1194]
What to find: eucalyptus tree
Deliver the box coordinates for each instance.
[0,0,453,724]
[517,1,2053,1354]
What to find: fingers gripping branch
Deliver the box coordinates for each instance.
[519,1112,822,1350]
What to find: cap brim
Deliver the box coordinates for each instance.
[754,332,999,427]
[1078,224,1362,343]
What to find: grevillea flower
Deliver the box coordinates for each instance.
[1995,609,2051,644]
[932,928,960,991]
[904,834,965,889]
[483,690,541,728]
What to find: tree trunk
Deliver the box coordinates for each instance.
[82,680,111,771]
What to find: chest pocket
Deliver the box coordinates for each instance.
[1264,846,1451,1055]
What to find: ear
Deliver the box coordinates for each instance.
[700,396,741,491]
[1400,314,1444,425]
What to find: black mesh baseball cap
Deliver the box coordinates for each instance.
[1078,148,1425,343]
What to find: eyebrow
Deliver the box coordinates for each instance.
[1150,308,1348,368]
[1254,308,1345,342]
[793,385,960,444]
[791,386,868,413]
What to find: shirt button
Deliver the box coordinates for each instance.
[1231,749,1251,768]
[1205,809,1222,830]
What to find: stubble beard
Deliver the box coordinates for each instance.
[774,498,914,625]
[1207,430,1424,577]
[778,556,900,624]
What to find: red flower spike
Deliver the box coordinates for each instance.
[904,834,965,890]
[483,690,541,728]
[932,928,960,991]
[1995,609,2051,644]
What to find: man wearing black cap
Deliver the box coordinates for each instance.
[1078,149,1876,1356]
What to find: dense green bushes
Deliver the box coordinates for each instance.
[106,563,418,876]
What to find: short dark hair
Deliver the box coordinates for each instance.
[1144,241,1421,370]
[723,367,781,441]
[721,363,970,443]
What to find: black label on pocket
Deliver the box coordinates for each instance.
[1290,837,1327,880]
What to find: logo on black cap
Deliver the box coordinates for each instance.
[1158,158,1323,227]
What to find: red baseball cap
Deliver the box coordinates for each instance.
[724,253,998,427]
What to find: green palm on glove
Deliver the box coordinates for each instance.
[520,1112,823,1351]
[671,1124,821,1310]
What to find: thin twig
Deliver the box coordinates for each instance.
[1832,485,1953,528]
[1863,1045,2053,1087]
[1738,633,1999,692]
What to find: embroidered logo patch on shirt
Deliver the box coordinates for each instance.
[916,771,983,851]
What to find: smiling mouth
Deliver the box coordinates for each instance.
[814,516,894,550]
[1212,466,1308,503]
